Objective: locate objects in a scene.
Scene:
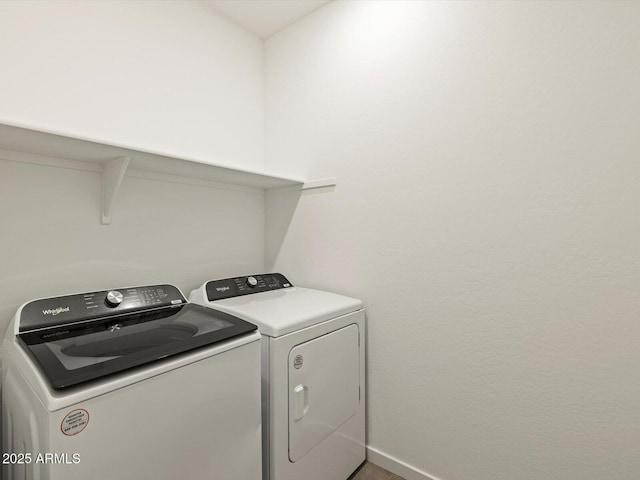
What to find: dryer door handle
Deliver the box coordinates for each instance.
[293,384,309,421]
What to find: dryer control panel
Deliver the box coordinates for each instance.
[206,273,292,301]
[19,284,186,332]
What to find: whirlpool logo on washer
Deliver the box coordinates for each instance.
[216,286,230,292]
[42,306,70,316]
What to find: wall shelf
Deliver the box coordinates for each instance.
[0,121,310,224]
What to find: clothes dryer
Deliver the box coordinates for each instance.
[2,284,262,480]
[190,273,365,480]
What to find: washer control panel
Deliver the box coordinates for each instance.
[19,284,186,332]
[206,273,292,301]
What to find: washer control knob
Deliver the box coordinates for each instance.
[105,290,124,307]
[246,276,258,288]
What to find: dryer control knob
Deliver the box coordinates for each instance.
[246,276,258,288]
[105,290,124,307]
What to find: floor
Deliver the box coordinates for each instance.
[350,461,407,480]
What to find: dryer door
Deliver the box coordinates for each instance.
[288,324,360,462]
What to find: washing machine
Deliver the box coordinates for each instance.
[2,283,262,480]
[189,273,366,480]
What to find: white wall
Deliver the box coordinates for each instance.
[0,1,265,332]
[265,2,640,480]
[0,0,264,170]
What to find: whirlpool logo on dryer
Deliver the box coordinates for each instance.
[216,286,230,292]
[42,306,70,316]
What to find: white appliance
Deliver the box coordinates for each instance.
[2,284,262,480]
[189,273,365,480]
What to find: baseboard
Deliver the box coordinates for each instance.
[366,446,442,480]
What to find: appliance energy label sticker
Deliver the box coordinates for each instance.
[61,409,89,436]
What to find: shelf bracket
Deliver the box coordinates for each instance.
[101,156,130,225]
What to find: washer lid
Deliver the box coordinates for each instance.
[206,287,363,337]
[18,302,257,389]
